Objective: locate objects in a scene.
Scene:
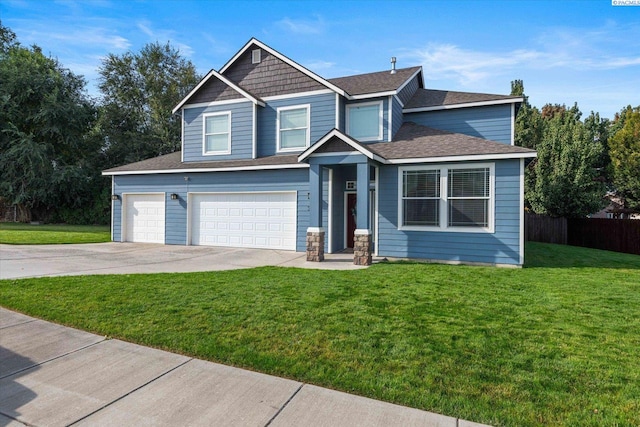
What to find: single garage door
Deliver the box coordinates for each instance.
[191,192,297,250]
[124,194,165,243]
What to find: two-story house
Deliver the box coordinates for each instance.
[103,38,536,266]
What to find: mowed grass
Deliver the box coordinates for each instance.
[1,242,639,426]
[0,223,110,244]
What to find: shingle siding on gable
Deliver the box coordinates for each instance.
[223,49,326,98]
[188,77,244,105]
[397,74,420,106]
[257,92,336,157]
[405,104,512,144]
[182,101,253,162]
[391,96,403,139]
[376,159,521,265]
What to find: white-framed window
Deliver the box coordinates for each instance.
[203,112,231,155]
[399,163,494,233]
[277,104,310,152]
[346,101,383,142]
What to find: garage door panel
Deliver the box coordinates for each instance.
[191,192,296,250]
[125,194,165,243]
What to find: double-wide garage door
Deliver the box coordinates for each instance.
[191,192,297,250]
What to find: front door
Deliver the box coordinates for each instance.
[346,193,357,248]
[345,191,375,249]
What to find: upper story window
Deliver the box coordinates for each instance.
[203,112,231,155]
[399,164,494,232]
[277,105,310,152]
[346,101,383,142]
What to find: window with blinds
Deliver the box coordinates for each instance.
[447,168,490,227]
[399,164,493,232]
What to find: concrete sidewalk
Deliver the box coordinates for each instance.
[0,308,489,427]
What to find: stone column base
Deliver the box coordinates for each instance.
[306,228,325,262]
[353,229,372,266]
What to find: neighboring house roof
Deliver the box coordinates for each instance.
[404,88,522,112]
[328,66,422,97]
[102,152,305,176]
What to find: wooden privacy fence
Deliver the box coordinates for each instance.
[525,214,567,245]
[568,218,640,256]
[526,213,640,255]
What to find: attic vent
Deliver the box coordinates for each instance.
[252,49,261,64]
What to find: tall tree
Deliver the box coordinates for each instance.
[511,80,543,149]
[0,24,97,221]
[609,106,640,210]
[98,42,200,167]
[525,104,606,217]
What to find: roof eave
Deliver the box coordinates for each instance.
[102,162,309,176]
[386,151,537,164]
[403,97,524,113]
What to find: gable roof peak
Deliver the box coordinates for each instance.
[219,38,347,96]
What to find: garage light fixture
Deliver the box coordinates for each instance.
[111,194,119,201]
[170,193,179,200]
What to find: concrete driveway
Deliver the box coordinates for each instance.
[0,242,365,280]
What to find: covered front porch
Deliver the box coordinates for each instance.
[298,129,383,266]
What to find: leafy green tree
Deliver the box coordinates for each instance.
[0,25,97,222]
[609,106,640,210]
[97,42,200,168]
[525,104,606,217]
[511,80,543,149]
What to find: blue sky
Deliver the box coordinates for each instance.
[1,0,639,119]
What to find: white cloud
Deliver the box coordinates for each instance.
[277,16,325,35]
[304,60,336,72]
[136,20,194,57]
[404,24,640,86]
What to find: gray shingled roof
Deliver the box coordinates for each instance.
[367,122,535,160]
[404,88,520,110]
[103,123,534,175]
[328,66,422,96]
[103,151,301,174]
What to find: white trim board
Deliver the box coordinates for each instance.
[103,163,309,176]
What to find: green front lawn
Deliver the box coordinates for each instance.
[0,223,110,244]
[1,242,639,426]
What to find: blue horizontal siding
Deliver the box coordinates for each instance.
[405,104,512,144]
[183,101,254,162]
[376,159,522,265]
[258,93,336,157]
[113,169,311,250]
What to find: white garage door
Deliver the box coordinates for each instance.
[124,194,165,243]
[191,192,297,250]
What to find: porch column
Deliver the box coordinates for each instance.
[307,163,324,262]
[354,162,372,266]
